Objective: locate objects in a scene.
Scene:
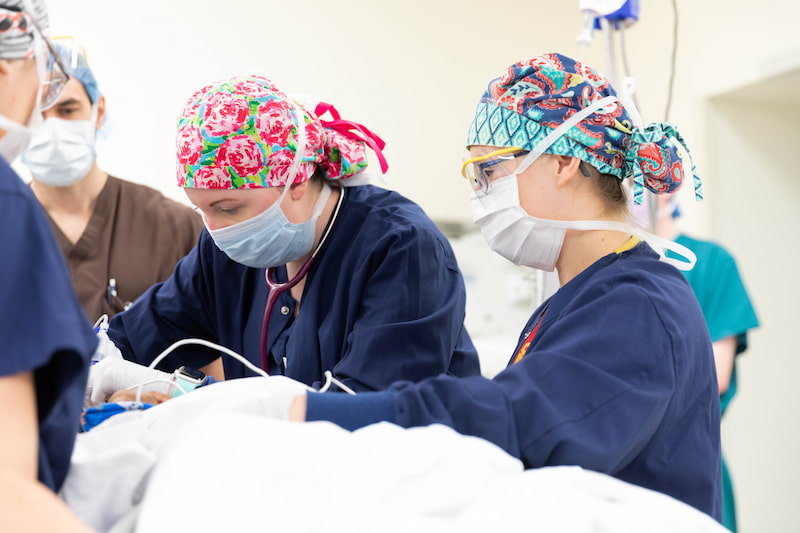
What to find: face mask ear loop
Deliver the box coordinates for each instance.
[286,102,307,186]
[513,95,619,176]
[88,101,100,139]
[267,102,309,208]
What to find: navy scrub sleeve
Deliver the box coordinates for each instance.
[0,159,96,491]
[309,243,722,520]
[110,185,479,391]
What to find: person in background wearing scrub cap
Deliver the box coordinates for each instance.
[652,193,759,532]
[84,74,479,406]
[0,0,96,530]
[289,52,723,522]
[20,39,203,321]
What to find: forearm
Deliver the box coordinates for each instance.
[0,374,95,531]
[0,472,95,532]
[289,394,307,421]
[712,336,737,394]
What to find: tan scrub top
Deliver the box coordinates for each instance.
[47,176,204,322]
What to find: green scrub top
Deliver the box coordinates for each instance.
[675,234,760,532]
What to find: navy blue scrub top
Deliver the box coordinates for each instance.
[308,242,723,520]
[0,159,96,491]
[110,185,480,391]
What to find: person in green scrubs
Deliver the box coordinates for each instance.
[657,195,760,532]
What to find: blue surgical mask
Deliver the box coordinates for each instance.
[207,184,331,269]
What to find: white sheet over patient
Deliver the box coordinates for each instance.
[63,377,728,533]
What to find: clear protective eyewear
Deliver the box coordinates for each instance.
[50,35,91,73]
[461,147,530,193]
[31,21,70,110]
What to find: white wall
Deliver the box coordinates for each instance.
[45,1,800,530]
[706,74,800,533]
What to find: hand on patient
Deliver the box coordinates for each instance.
[108,389,172,405]
[84,358,175,408]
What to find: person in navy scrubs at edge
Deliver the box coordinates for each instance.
[290,53,723,522]
[0,0,96,530]
[88,74,479,404]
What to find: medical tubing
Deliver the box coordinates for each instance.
[259,187,346,371]
[664,0,679,122]
[602,18,619,86]
[93,313,110,331]
[91,314,112,365]
[260,256,314,371]
[318,370,357,395]
[147,338,270,379]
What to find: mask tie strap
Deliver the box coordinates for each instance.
[284,101,308,188]
[514,95,619,176]
[545,218,697,271]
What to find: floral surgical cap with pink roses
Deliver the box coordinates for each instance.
[176,75,388,189]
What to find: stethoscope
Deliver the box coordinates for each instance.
[259,186,345,372]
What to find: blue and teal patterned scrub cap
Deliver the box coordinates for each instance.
[466,52,702,204]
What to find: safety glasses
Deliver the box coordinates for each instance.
[51,35,89,69]
[31,21,70,110]
[461,147,530,193]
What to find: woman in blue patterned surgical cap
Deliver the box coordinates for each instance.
[0,0,97,531]
[291,52,723,523]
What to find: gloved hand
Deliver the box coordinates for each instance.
[84,358,175,408]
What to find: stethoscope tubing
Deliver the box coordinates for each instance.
[258,186,345,372]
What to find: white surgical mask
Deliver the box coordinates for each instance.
[471,89,696,272]
[471,174,564,271]
[208,184,331,269]
[22,106,98,186]
[0,84,45,163]
[472,174,696,271]
[0,112,39,162]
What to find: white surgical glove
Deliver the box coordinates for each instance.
[84,358,174,408]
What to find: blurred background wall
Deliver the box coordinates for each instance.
[39,2,800,530]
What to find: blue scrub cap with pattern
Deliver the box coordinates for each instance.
[466,52,702,204]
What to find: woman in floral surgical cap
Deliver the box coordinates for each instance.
[291,53,723,523]
[101,74,479,396]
